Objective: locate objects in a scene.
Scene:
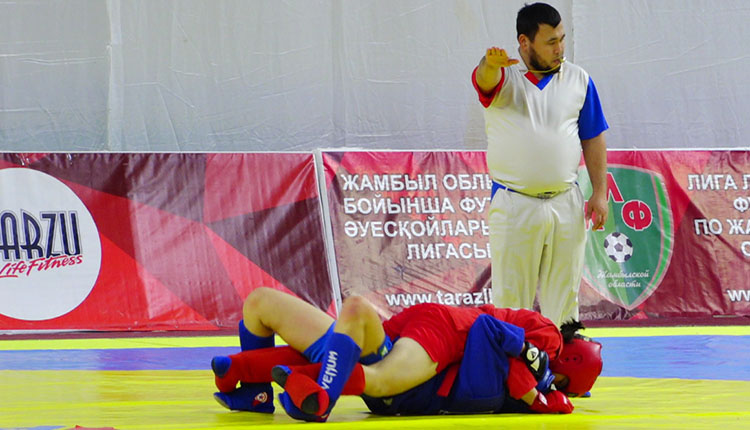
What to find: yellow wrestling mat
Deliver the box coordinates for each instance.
[1,326,749,429]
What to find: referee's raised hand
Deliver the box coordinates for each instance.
[476,47,519,94]
[485,47,519,69]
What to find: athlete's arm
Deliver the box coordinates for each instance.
[521,387,538,405]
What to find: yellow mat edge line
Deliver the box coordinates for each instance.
[1,326,749,350]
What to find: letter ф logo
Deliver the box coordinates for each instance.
[0,168,102,321]
[578,165,674,310]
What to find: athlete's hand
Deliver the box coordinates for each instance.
[586,193,608,231]
[485,47,519,70]
[529,390,574,414]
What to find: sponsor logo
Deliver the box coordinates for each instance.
[0,168,102,320]
[320,350,339,390]
[579,166,674,309]
[254,392,269,404]
[526,347,540,371]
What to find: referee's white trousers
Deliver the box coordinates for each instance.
[488,185,586,326]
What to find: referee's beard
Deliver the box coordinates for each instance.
[528,47,562,75]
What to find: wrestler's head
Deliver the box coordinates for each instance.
[550,320,603,397]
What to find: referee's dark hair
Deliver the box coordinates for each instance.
[517,2,562,40]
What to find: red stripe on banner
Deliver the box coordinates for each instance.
[203,153,318,223]
[205,224,337,317]
[121,199,244,326]
[204,226,285,296]
[206,219,337,318]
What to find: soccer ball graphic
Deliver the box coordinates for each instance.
[603,232,633,263]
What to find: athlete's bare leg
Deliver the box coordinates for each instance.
[361,337,438,397]
[242,287,334,353]
[333,295,386,356]
[332,295,439,397]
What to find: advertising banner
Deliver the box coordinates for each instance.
[321,151,493,318]
[4,149,747,329]
[0,153,334,331]
[323,150,750,321]
[579,150,750,321]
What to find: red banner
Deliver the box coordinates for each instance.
[579,150,750,321]
[0,153,334,331]
[3,150,748,329]
[322,150,750,322]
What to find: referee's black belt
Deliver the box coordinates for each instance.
[491,181,566,200]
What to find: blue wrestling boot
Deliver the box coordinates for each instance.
[213,383,275,413]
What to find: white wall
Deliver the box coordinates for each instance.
[0,1,110,150]
[574,0,750,149]
[4,0,746,152]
